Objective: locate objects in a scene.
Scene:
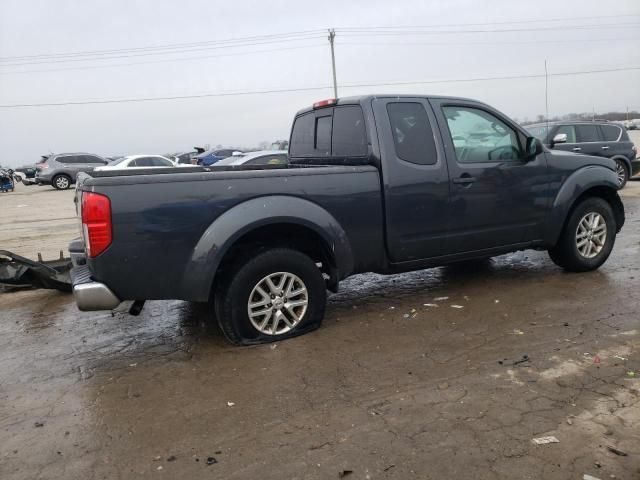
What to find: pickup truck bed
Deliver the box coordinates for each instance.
[75,163,383,302]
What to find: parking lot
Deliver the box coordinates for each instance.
[0,179,638,479]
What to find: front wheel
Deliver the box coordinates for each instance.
[548,197,616,272]
[215,248,327,345]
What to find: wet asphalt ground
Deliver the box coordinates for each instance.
[1,181,639,480]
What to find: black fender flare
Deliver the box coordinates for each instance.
[181,195,353,301]
[545,166,621,245]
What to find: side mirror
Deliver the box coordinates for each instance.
[550,133,567,147]
[525,137,543,160]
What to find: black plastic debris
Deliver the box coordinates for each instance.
[0,250,71,293]
[206,457,217,465]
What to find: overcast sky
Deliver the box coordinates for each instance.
[1,0,639,166]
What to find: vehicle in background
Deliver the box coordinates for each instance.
[35,153,109,190]
[526,120,638,188]
[70,95,624,346]
[213,150,288,167]
[169,147,205,165]
[0,167,15,192]
[194,148,239,166]
[623,120,637,130]
[94,155,179,171]
[13,164,37,185]
[270,140,289,150]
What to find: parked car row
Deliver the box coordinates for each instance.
[622,119,640,130]
[26,146,292,189]
[525,120,639,188]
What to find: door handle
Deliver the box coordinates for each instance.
[601,146,609,150]
[452,175,476,185]
[572,147,582,152]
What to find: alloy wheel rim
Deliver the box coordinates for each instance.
[575,212,607,259]
[247,272,308,335]
[616,163,626,186]
[56,177,69,188]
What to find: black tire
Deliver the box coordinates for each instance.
[615,160,629,189]
[548,197,616,272]
[214,248,326,345]
[52,174,71,190]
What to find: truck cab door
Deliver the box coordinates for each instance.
[429,99,550,253]
[372,98,450,262]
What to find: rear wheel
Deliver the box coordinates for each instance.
[52,174,71,190]
[548,197,616,272]
[214,248,326,345]
[615,160,628,189]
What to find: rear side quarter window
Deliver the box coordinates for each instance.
[290,106,367,159]
[387,102,437,165]
[600,124,622,142]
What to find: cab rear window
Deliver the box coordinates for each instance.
[290,106,367,158]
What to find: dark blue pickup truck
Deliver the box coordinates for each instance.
[70,95,624,345]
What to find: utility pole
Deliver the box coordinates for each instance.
[328,29,338,98]
[544,60,549,133]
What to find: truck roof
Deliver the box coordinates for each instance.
[294,94,480,116]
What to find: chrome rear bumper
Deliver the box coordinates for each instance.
[71,264,120,311]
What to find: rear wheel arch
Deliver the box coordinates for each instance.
[610,155,631,170]
[212,222,340,298]
[182,196,353,301]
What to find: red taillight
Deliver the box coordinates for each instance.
[81,192,112,257]
[37,163,48,169]
[313,98,337,109]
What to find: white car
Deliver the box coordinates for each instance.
[94,155,180,171]
[213,150,288,167]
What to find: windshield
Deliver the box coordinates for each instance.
[525,125,549,142]
[108,156,128,166]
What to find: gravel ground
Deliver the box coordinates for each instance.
[0,180,639,480]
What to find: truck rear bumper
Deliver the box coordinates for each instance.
[71,264,121,311]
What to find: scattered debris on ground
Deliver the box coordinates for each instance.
[532,436,559,445]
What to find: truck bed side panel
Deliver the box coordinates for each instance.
[83,166,383,301]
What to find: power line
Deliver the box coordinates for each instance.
[0,34,326,67]
[336,23,640,36]
[0,29,327,62]
[2,66,637,109]
[2,13,638,63]
[338,36,639,47]
[338,66,640,89]
[0,43,326,75]
[336,13,640,30]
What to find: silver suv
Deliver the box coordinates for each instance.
[35,153,108,190]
